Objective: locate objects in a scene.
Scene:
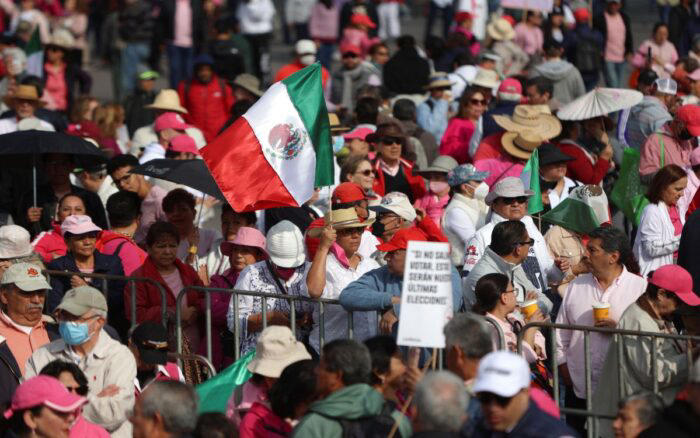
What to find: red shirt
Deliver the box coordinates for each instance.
[275,61,330,87]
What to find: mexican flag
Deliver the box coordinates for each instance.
[24,28,43,78]
[520,148,543,215]
[202,63,333,212]
[542,185,610,235]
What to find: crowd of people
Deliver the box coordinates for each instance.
[0,0,698,437]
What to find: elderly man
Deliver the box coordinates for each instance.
[0,263,56,407]
[291,339,412,437]
[0,84,55,134]
[412,371,469,437]
[611,392,664,438]
[130,380,198,438]
[463,220,553,315]
[464,177,564,295]
[471,351,576,437]
[556,226,647,434]
[25,286,137,438]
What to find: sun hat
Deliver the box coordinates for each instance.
[232,73,264,97]
[342,126,373,141]
[146,89,188,114]
[3,376,86,419]
[472,351,531,397]
[247,326,311,378]
[478,51,501,64]
[573,7,590,23]
[417,155,459,174]
[676,104,700,136]
[376,227,427,252]
[350,13,376,29]
[654,78,677,95]
[56,285,108,317]
[497,78,523,101]
[487,17,516,41]
[1,263,50,291]
[169,134,199,155]
[332,182,366,204]
[0,225,33,259]
[155,112,188,132]
[501,130,545,160]
[471,68,500,89]
[221,227,268,258]
[493,105,562,139]
[484,176,534,206]
[308,207,376,238]
[365,122,405,143]
[369,192,417,222]
[131,322,169,365]
[455,11,473,22]
[266,220,306,268]
[48,28,75,49]
[60,215,101,237]
[424,72,455,90]
[537,143,574,166]
[448,164,489,187]
[340,43,362,56]
[329,113,350,134]
[3,84,44,106]
[649,265,700,306]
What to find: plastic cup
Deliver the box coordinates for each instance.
[593,302,610,321]
[521,300,538,319]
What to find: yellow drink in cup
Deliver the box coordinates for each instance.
[521,300,538,319]
[593,302,610,321]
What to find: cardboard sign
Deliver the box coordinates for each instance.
[501,0,554,12]
[397,241,454,348]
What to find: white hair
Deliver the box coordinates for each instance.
[415,371,469,432]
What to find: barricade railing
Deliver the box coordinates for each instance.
[167,352,217,380]
[483,315,506,351]
[175,286,377,364]
[516,321,700,438]
[43,269,169,329]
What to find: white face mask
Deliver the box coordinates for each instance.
[473,182,489,201]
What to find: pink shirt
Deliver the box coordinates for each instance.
[101,237,147,276]
[555,268,647,398]
[474,157,524,187]
[604,12,626,62]
[135,185,168,244]
[70,414,110,438]
[513,23,544,55]
[486,312,546,364]
[414,193,450,226]
[173,0,193,47]
[44,62,67,111]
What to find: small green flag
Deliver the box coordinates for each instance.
[520,148,543,215]
[24,27,43,77]
[195,350,255,413]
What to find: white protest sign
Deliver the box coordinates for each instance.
[501,0,554,12]
[397,241,453,348]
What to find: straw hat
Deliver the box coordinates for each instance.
[493,105,561,139]
[145,89,188,114]
[307,207,374,237]
[424,72,455,90]
[232,73,264,97]
[48,28,75,49]
[471,68,500,90]
[3,85,44,107]
[487,18,516,41]
[329,113,350,134]
[501,131,545,160]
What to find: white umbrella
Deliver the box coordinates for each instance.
[557,88,644,121]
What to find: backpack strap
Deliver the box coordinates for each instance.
[113,240,127,258]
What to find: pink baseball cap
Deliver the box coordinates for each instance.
[61,215,101,236]
[221,227,268,258]
[340,43,362,56]
[4,376,86,419]
[155,112,188,132]
[343,127,373,141]
[649,265,700,306]
[169,134,199,155]
[498,78,522,95]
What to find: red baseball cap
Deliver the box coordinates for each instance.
[649,265,700,306]
[455,11,473,22]
[573,8,589,23]
[332,182,366,204]
[350,13,376,29]
[155,112,188,132]
[498,78,522,95]
[4,376,86,419]
[676,104,700,136]
[169,134,199,155]
[376,227,427,252]
[66,121,102,141]
[340,43,362,56]
[502,15,516,26]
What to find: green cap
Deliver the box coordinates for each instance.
[1,263,50,291]
[56,286,107,316]
[138,70,160,81]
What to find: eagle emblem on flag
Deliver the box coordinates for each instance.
[267,123,307,160]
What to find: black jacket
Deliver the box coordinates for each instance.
[592,11,634,57]
[47,251,128,339]
[157,0,208,53]
[383,47,431,95]
[118,2,155,43]
[638,399,700,438]
[678,209,700,299]
[668,5,695,56]
[123,88,157,136]
[471,402,579,438]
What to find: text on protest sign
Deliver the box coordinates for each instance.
[500,0,554,12]
[397,241,453,348]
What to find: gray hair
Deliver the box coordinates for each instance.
[140,381,198,435]
[415,371,469,432]
[443,313,493,358]
[322,339,372,386]
[618,391,664,428]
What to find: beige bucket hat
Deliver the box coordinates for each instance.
[145,89,188,114]
[246,326,312,378]
[487,18,516,41]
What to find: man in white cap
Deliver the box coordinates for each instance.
[25,285,137,438]
[471,351,576,436]
[0,262,56,407]
[464,177,565,297]
[275,39,330,86]
[625,78,676,152]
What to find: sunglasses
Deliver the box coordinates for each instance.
[337,227,364,236]
[379,136,402,145]
[518,238,535,247]
[499,196,529,205]
[342,53,359,59]
[356,169,376,177]
[477,392,513,407]
[470,98,486,106]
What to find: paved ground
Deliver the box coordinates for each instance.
[85,0,660,102]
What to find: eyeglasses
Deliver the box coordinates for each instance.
[470,98,486,106]
[502,288,516,295]
[379,136,402,145]
[477,392,514,407]
[337,227,364,236]
[356,169,376,177]
[499,196,529,205]
[342,53,359,59]
[375,51,389,57]
[518,238,535,247]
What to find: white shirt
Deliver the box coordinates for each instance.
[237,0,276,34]
[0,117,55,134]
[310,253,379,353]
[633,202,683,277]
[545,177,578,210]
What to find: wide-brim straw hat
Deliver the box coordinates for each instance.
[3,85,45,107]
[471,68,500,90]
[47,28,75,50]
[501,130,545,160]
[424,72,455,90]
[487,18,516,41]
[307,207,375,238]
[493,105,562,140]
[232,73,264,97]
[145,89,188,114]
[329,113,350,134]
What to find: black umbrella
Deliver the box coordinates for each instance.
[0,129,106,206]
[130,159,226,201]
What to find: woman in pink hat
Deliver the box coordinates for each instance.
[32,194,87,263]
[201,227,268,370]
[3,375,87,438]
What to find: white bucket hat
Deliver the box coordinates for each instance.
[247,326,311,378]
[266,220,306,268]
[484,176,534,206]
[0,225,32,259]
[145,89,188,114]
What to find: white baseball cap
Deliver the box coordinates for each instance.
[295,39,317,66]
[654,78,677,95]
[472,351,531,397]
[1,263,50,292]
[369,192,417,222]
[0,225,33,259]
[266,220,306,268]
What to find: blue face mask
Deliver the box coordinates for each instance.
[332,136,345,154]
[59,321,91,346]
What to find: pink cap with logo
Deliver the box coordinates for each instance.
[4,376,86,419]
[155,112,188,132]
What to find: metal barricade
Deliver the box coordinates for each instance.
[516,321,700,438]
[167,352,217,381]
[483,315,506,351]
[43,269,169,329]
